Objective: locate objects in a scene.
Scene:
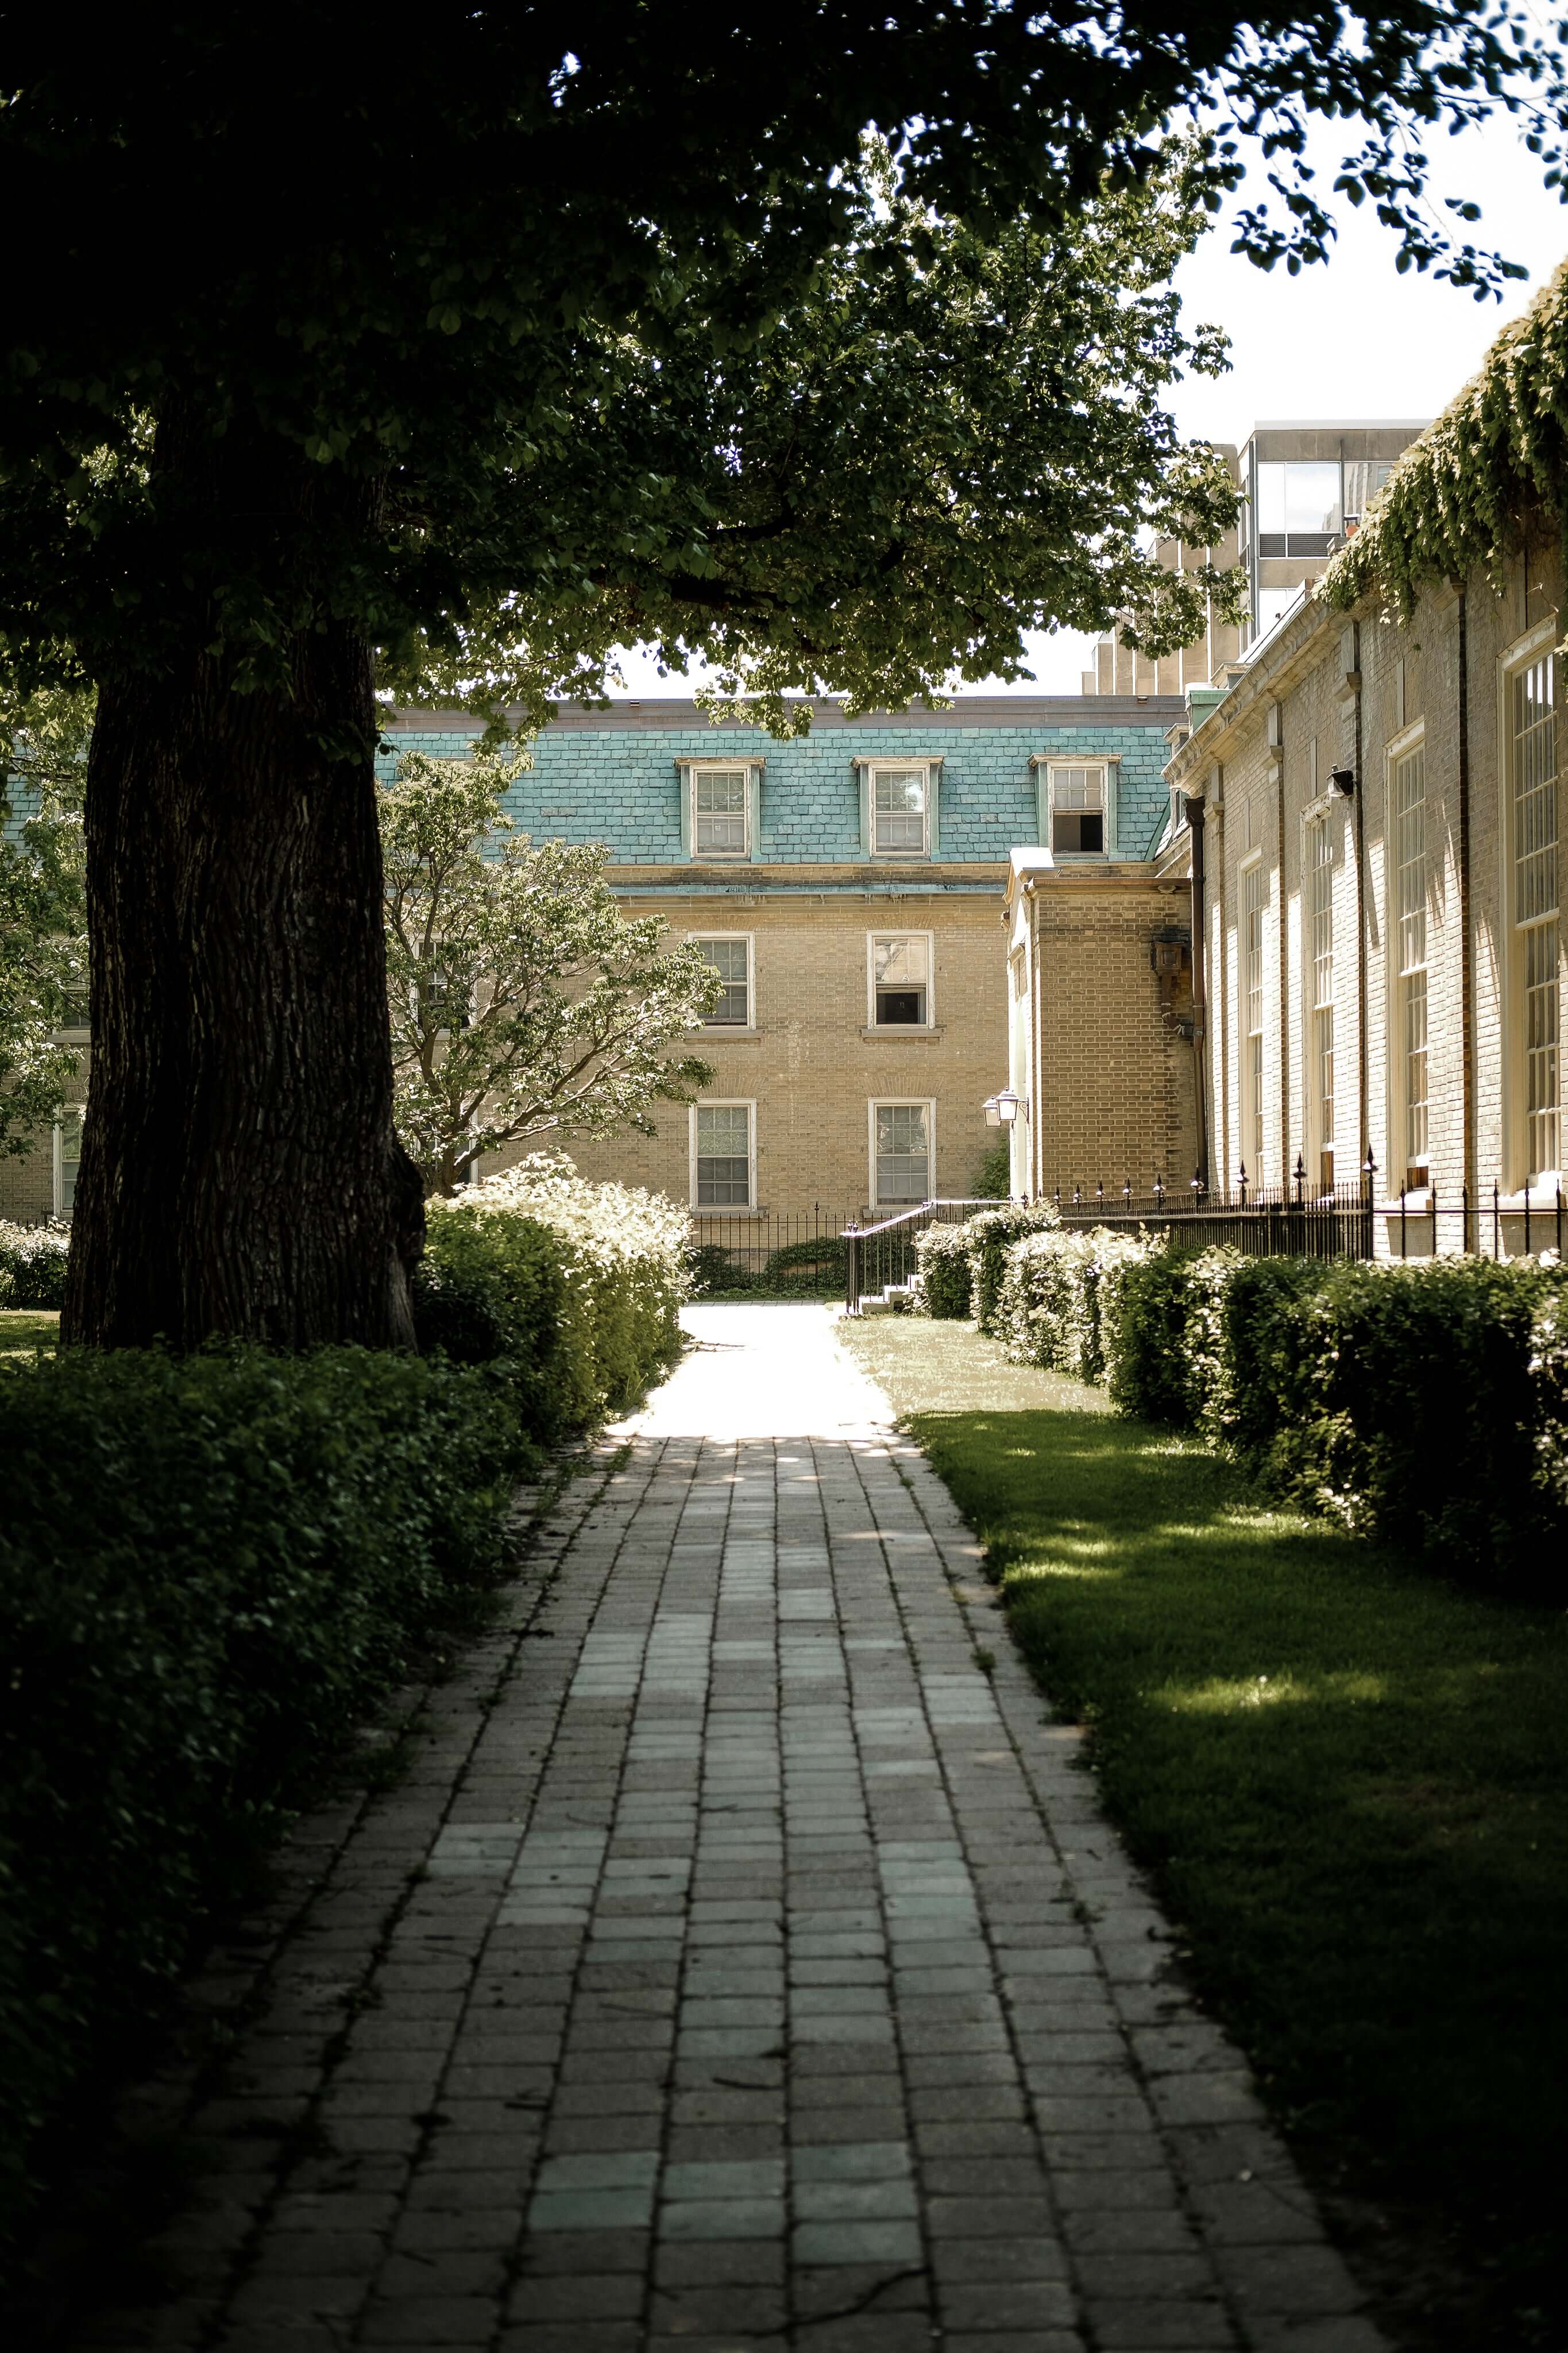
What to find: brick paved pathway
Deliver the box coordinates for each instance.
[75,1305,1383,2353]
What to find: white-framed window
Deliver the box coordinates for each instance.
[53,1113,82,1218]
[1388,738,1430,1191]
[1241,855,1267,1178]
[867,932,934,1028]
[1044,762,1109,857]
[870,1098,934,1206]
[1507,646,1561,1181]
[687,762,752,858]
[690,1100,755,1209]
[1305,812,1335,1191]
[691,935,753,1028]
[868,762,933,857]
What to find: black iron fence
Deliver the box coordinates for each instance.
[1049,1155,1566,1266]
[841,1198,997,1314]
[689,1208,854,1297]
[1052,1168,1372,1262]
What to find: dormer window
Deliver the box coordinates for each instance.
[871,764,930,857]
[692,765,750,857]
[1048,765,1107,855]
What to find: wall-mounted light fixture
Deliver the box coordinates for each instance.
[983,1089,1022,1128]
[1329,767,1357,797]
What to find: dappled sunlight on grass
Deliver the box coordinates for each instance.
[1162,1668,1387,1714]
[848,1315,1568,2342]
[0,1309,59,1360]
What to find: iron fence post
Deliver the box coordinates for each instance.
[1524,1179,1532,1257]
[1493,1181,1500,1260]
[844,1224,860,1316]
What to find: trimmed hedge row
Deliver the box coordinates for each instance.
[994,1225,1150,1387]
[914,1201,1061,1329]
[414,1154,690,1432]
[994,1223,1568,1594]
[0,1343,537,2253]
[0,1158,693,2261]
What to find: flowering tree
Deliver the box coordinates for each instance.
[382,750,720,1197]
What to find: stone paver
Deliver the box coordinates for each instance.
[70,1305,1384,2352]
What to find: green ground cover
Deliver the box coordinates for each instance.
[0,1310,58,1359]
[845,1315,1568,2351]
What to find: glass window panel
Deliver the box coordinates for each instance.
[872,767,927,853]
[1514,653,1561,1173]
[874,933,928,1024]
[694,767,748,854]
[696,1104,751,1206]
[875,1102,930,1202]
[1392,746,1430,1178]
[694,938,750,1025]
[1243,863,1267,1167]
[874,936,928,988]
[1256,463,1287,537]
[58,1118,82,1216]
[1284,462,1342,537]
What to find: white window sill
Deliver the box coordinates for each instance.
[862,1026,944,1041]
[698,1027,762,1042]
[692,1205,766,1217]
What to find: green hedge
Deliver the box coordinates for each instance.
[415,1155,690,1434]
[913,1223,973,1318]
[0,1222,69,1310]
[995,1225,1154,1386]
[1109,1247,1568,1594]
[0,1343,538,2256]
[961,1201,1064,1333]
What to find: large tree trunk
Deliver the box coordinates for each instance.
[61,412,421,1350]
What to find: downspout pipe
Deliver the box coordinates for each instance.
[1457,584,1476,1237]
[1187,794,1210,1189]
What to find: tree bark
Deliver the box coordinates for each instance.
[62,412,420,1350]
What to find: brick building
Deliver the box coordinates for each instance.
[1157,460,1563,1257]
[2,694,1196,1230]
[385,696,1190,1222]
[1083,421,1428,696]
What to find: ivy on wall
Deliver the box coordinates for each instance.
[1323,256,1568,620]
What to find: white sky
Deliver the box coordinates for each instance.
[607,106,1568,703]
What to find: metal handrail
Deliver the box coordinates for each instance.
[841,1197,1000,1315]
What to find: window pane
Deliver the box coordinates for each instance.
[875,1103,930,1201]
[694,768,748,854]
[58,1119,82,1215]
[1512,654,1560,1174]
[872,767,926,853]
[874,938,926,987]
[694,938,749,1025]
[874,936,927,1024]
[1051,767,1103,812]
[1243,864,1267,1168]
[1284,462,1342,537]
[1256,464,1287,538]
[696,1105,751,1206]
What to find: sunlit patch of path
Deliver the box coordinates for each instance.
[73,1303,1383,2352]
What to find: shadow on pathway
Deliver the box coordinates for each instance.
[65,1303,1382,2353]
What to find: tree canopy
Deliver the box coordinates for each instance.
[3,4,1564,720]
[381,749,720,1196]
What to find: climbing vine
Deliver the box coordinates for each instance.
[1323,259,1568,619]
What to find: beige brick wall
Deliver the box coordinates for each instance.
[1170,535,1566,1256]
[485,869,1010,1220]
[1009,866,1199,1199]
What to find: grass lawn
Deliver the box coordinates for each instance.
[0,1308,59,1359]
[845,1315,1568,2352]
